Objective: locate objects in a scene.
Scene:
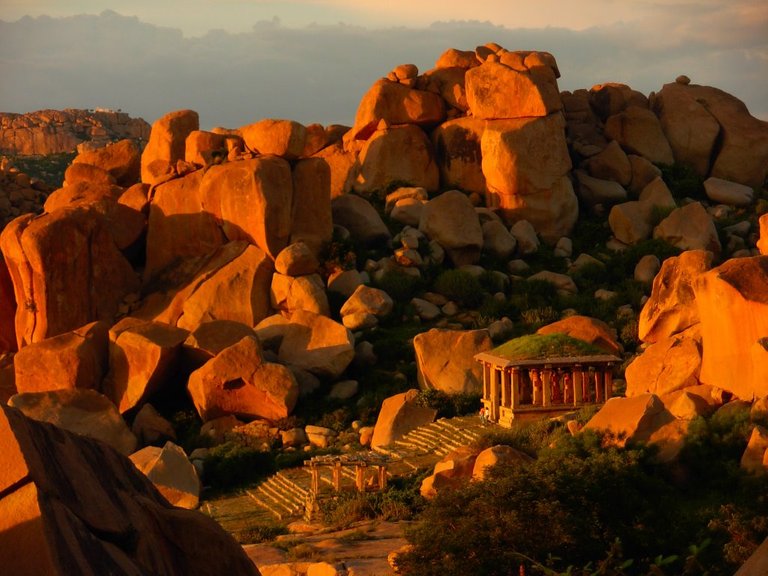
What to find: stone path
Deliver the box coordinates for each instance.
[203,415,489,538]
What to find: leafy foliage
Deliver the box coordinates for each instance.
[432,269,485,307]
[491,333,606,361]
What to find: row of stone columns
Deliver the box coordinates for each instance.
[307,461,388,496]
[482,361,614,416]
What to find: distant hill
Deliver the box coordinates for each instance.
[0,108,150,156]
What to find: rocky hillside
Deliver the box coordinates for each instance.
[2,42,768,573]
[0,108,150,156]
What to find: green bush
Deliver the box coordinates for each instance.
[417,389,482,419]
[658,162,706,201]
[203,442,275,491]
[375,268,423,302]
[433,269,485,307]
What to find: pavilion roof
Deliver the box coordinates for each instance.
[475,333,621,367]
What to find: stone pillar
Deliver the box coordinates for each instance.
[573,366,583,405]
[511,368,520,409]
[542,367,552,407]
[355,463,367,492]
[483,363,491,401]
[500,368,509,408]
[378,465,388,490]
[531,369,542,405]
[490,366,500,421]
[310,463,320,495]
[594,369,603,403]
[604,368,613,401]
[333,461,342,492]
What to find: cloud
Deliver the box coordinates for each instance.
[0,11,765,127]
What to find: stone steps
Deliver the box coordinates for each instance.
[247,470,309,520]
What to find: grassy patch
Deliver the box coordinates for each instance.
[491,333,606,361]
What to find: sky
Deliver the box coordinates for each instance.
[0,0,766,127]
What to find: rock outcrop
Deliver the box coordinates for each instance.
[0,404,259,575]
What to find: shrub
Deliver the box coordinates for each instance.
[658,162,706,201]
[375,268,423,302]
[417,389,482,419]
[203,442,275,491]
[433,269,485,307]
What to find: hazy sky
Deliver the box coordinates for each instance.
[0,1,766,126]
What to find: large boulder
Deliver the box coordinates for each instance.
[351,124,439,195]
[625,334,702,397]
[653,202,721,254]
[585,140,632,186]
[703,177,754,207]
[144,170,225,282]
[0,405,259,576]
[290,158,333,254]
[140,109,200,185]
[638,250,713,343]
[200,156,293,260]
[8,388,137,455]
[681,85,768,188]
[431,117,487,195]
[0,207,140,347]
[73,138,142,186]
[740,426,768,475]
[277,310,355,379]
[176,243,274,332]
[187,335,299,422]
[370,389,437,449]
[240,118,307,160]
[652,82,721,177]
[418,190,483,266]
[270,273,330,316]
[604,106,674,165]
[583,393,676,447]
[182,319,258,369]
[537,315,621,355]
[0,256,16,352]
[102,319,189,414]
[420,446,479,499]
[413,328,492,395]
[14,321,109,394]
[465,56,561,119]
[471,444,533,481]
[759,214,768,256]
[481,114,577,242]
[737,536,768,576]
[694,257,768,400]
[130,441,201,509]
[331,194,391,246]
[350,78,446,140]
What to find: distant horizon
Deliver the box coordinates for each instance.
[0,4,766,127]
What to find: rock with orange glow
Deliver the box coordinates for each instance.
[431,117,486,195]
[471,444,533,481]
[72,138,142,186]
[370,389,437,449]
[585,140,632,186]
[625,334,702,397]
[638,250,713,343]
[44,181,123,212]
[589,83,647,121]
[182,320,258,369]
[653,202,721,254]
[200,156,294,259]
[537,315,621,355]
[418,190,483,266]
[420,446,479,499]
[277,310,355,379]
[184,130,228,167]
[420,66,469,112]
[240,118,307,160]
[351,124,439,195]
[652,82,721,177]
[8,388,137,455]
[63,162,116,187]
[0,405,259,576]
[270,273,330,316]
[0,207,140,347]
[694,256,768,400]
[350,78,445,141]
[187,335,299,422]
[14,321,109,394]
[143,170,225,282]
[130,441,201,509]
[413,328,492,395]
[740,426,768,475]
[176,243,274,331]
[465,56,561,120]
[583,393,676,448]
[311,140,357,199]
[604,106,674,165]
[102,319,189,414]
[140,109,199,185]
[481,113,577,243]
[758,214,768,256]
[435,47,479,69]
